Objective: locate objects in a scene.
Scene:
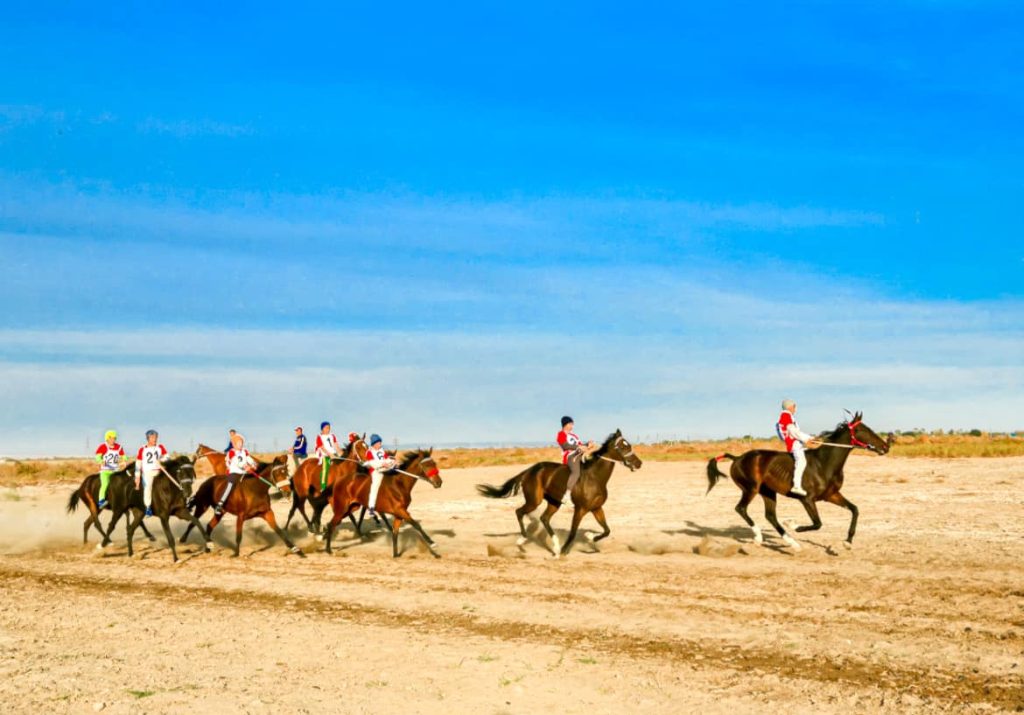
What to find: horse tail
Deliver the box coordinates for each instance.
[706,454,739,495]
[66,487,82,514]
[476,470,526,499]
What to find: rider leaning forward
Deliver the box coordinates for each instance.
[95,430,126,509]
[363,433,397,517]
[215,432,257,515]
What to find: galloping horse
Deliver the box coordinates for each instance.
[706,412,890,549]
[180,456,304,558]
[323,449,443,558]
[477,430,642,557]
[97,455,211,562]
[66,463,157,544]
[286,435,369,534]
[194,444,228,475]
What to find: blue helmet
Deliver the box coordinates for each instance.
[145,429,158,438]
[369,433,383,446]
[320,421,330,430]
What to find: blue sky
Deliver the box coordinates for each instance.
[1,2,1021,455]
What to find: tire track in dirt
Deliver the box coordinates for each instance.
[3,562,1020,710]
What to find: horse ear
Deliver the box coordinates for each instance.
[429,447,434,454]
[855,411,863,421]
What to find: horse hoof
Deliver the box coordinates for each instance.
[782,534,801,550]
[843,540,853,550]
[95,542,105,551]
[584,533,595,543]
[147,536,157,543]
[315,534,324,543]
[515,536,527,547]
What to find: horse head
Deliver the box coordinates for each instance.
[167,455,199,501]
[400,448,443,489]
[845,412,890,455]
[266,455,293,495]
[607,429,643,471]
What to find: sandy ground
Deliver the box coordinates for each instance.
[0,455,1021,714]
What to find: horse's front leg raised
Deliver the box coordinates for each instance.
[560,506,588,558]
[795,498,823,532]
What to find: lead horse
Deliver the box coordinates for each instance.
[477,430,642,557]
[706,412,890,549]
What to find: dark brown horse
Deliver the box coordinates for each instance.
[323,449,443,558]
[194,444,228,475]
[66,463,157,545]
[476,430,642,558]
[96,455,212,562]
[285,435,369,534]
[706,412,890,550]
[180,455,304,558]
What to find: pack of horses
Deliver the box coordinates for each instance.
[65,415,890,563]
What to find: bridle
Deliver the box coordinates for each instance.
[598,437,640,472]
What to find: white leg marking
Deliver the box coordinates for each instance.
[782,533,801,550]
[751,525,763,544]
[515,536,527,547]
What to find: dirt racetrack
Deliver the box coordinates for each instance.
[0,455,1021,714]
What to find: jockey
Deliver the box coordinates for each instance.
[135,429,169,517]
[557,416,596,503]
[288,426,307,470]
[224,429,237,453]
[315,421,341,492]
[363,433,396,516]
[776,399,817,496]
[94,430,125,509]
[215,433,257,515]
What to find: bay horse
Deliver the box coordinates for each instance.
[476,430,642,558]
[285,435,369,534]
[97,455,212,562]
[323,449,443,558]
[194,444,228,475]
[706,412,890,550]
[180,456,304,558]
[66,463,157,544]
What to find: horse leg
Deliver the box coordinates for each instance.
[794,498,823,532]
[390,516,404,558]
[350,506,365,535]
[101,509,124,547]
[233,515,245,557]
[538,503,561,556]
[125,509,144,558]
[825,491,859,547]
[140,519,157,543]
[735,487,761,544]
[762,492,800,550]
[514,478,542,547]
[590,506,611,543]
[397,510,440,558]
[262,510,305,558]
[175,507,212,552]
[325,508,349,555]
[205,513,223,541]
[560,506,588,558]
[159,515,179,562]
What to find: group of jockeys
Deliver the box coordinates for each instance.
[95,400,812,518]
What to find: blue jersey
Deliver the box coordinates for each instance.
[293,434,308,457]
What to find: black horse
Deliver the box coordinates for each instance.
[706,412,890,549]
[477,430,642,557]
[67,464,157,544]
[98,455,212,562]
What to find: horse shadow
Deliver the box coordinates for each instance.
[664,520,796,556]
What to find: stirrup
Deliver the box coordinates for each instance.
[97,499,108,509]
[214,503,225,516]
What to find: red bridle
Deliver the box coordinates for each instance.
[847,420,870,449]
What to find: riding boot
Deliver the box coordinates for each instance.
[215,477,237,515]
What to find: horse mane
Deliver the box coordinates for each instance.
[819,411,864,441]
[398,448,430,470]
[591,431,621,458]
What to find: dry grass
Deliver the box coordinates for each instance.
[3,432,1020,486]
